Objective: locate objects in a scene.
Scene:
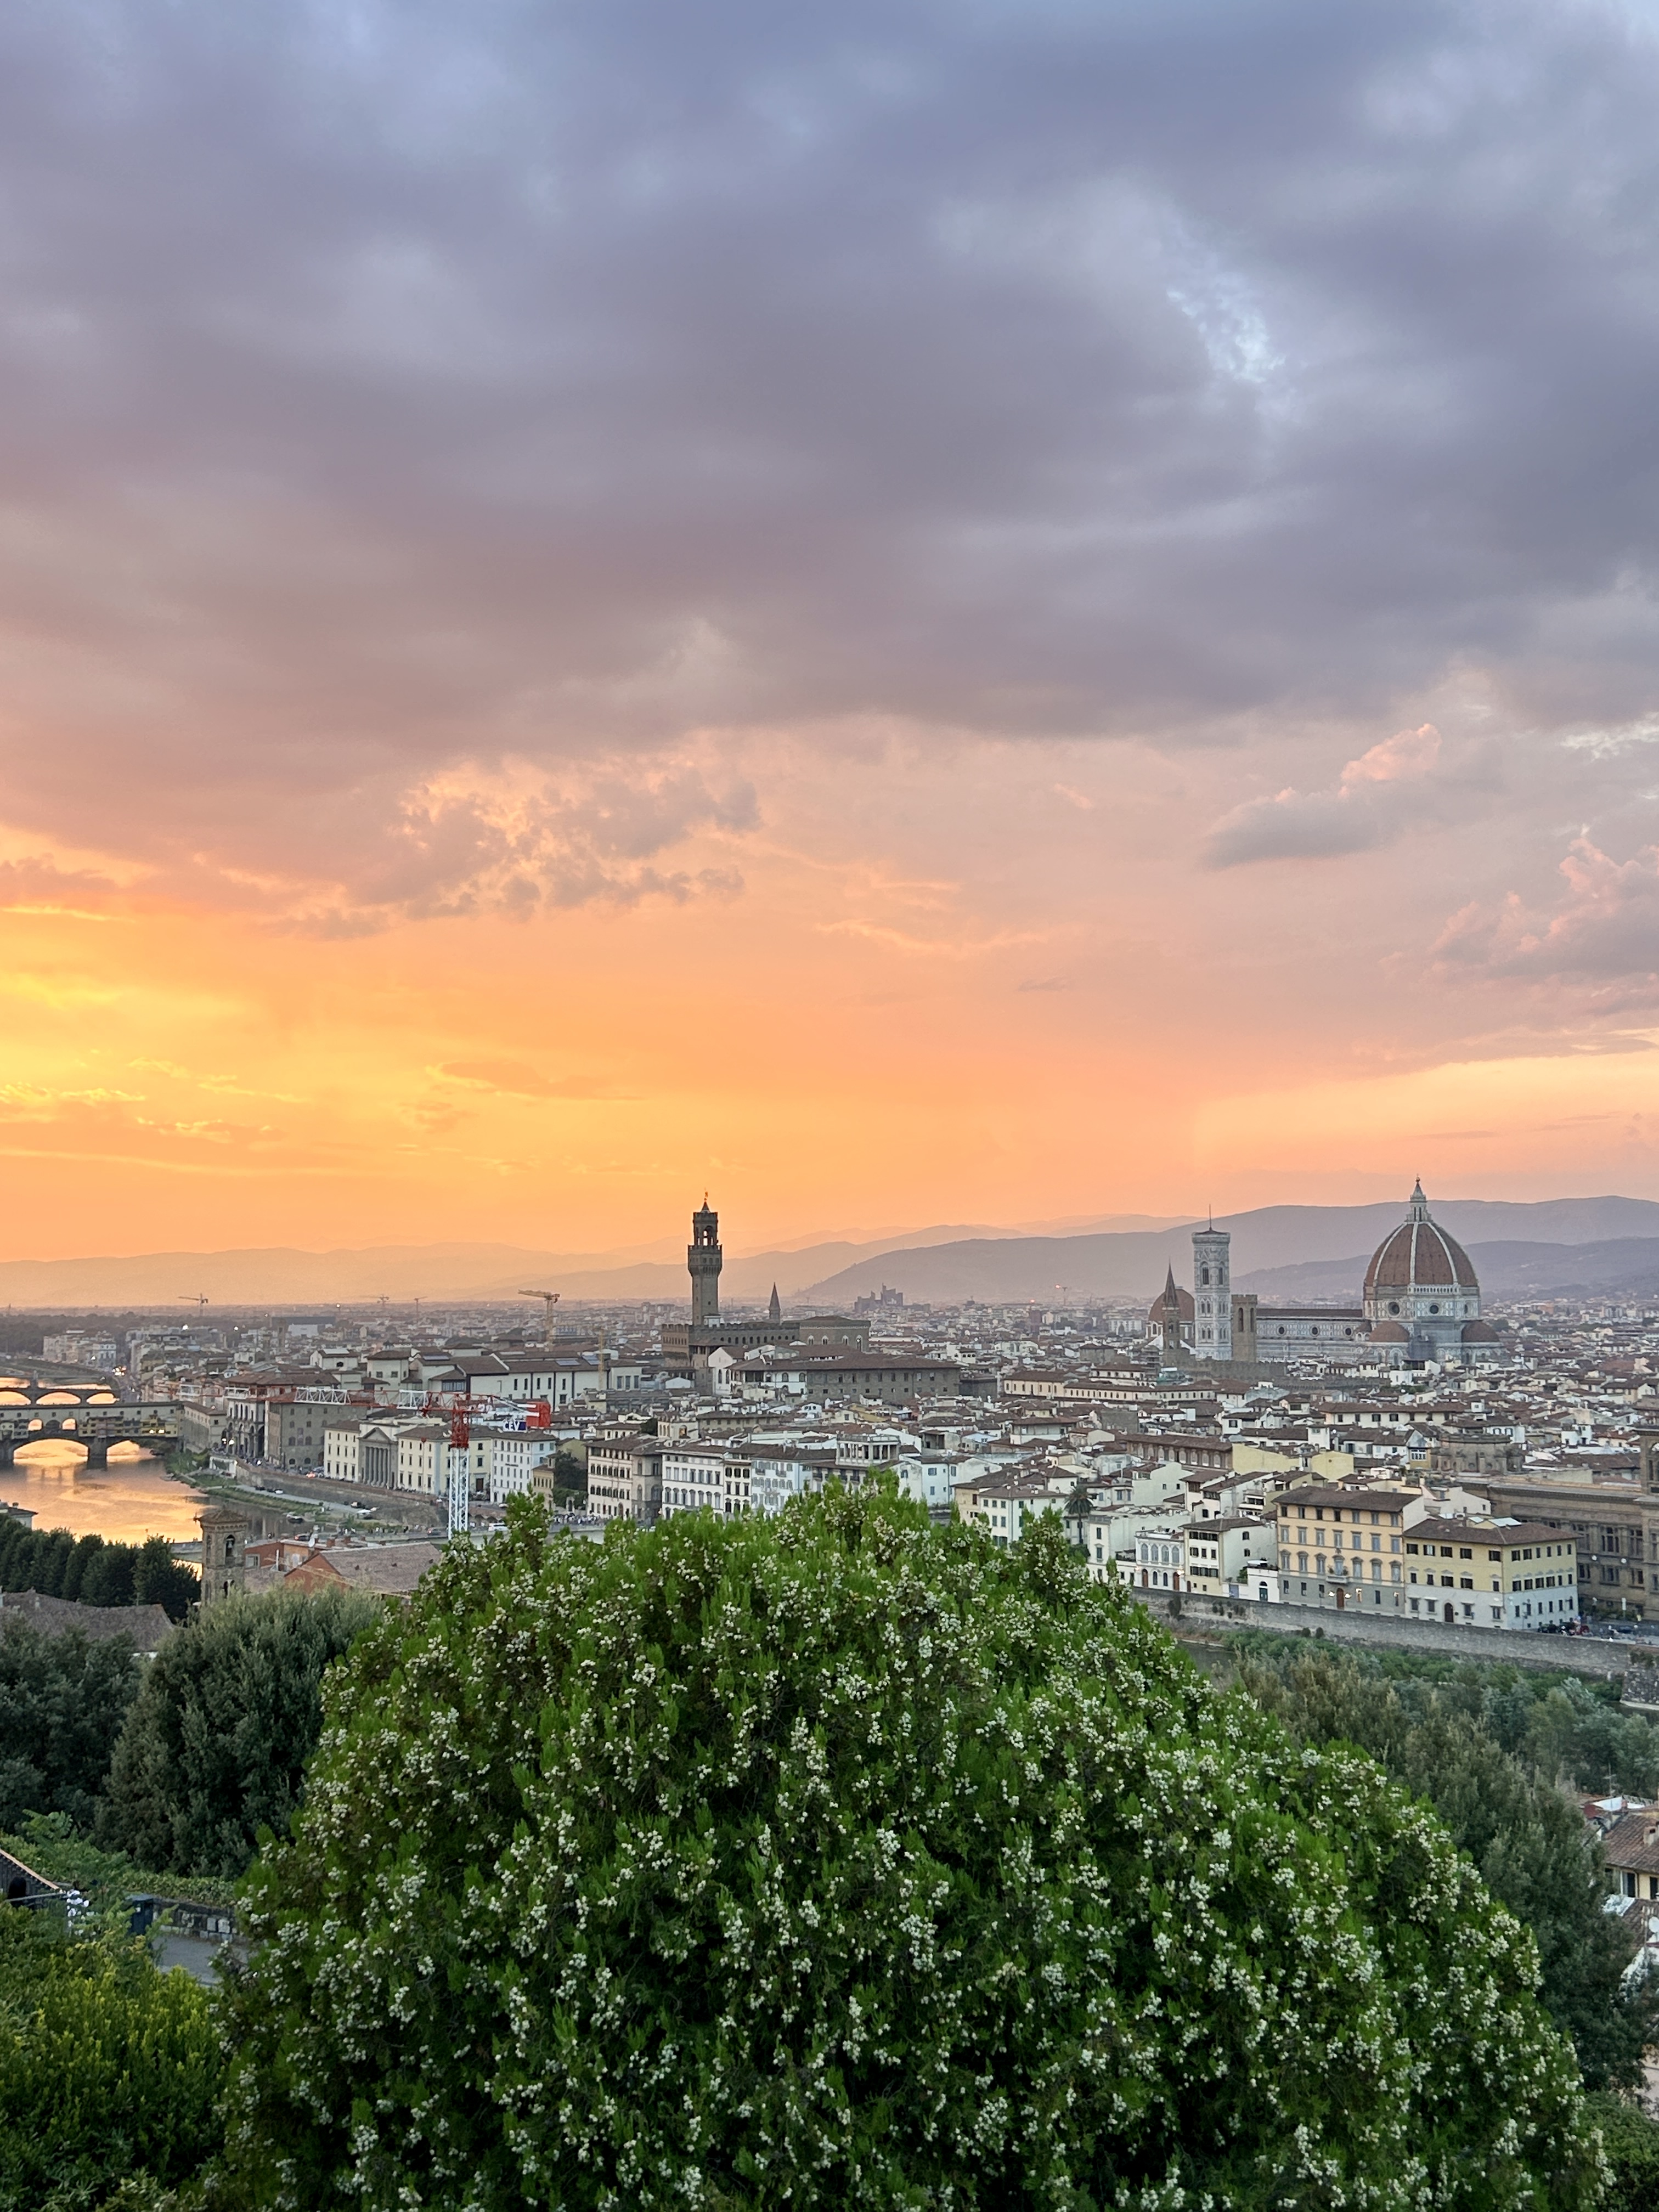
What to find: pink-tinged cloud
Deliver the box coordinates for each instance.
[1203,726,1443,868]
[1435,839,1659,1008]
[6,3,1659,1252]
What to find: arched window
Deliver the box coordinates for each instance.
[1200,1266,1210,1285]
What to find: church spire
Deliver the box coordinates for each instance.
[769,1282,781,1321]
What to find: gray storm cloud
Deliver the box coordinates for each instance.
[0,0,1657,919]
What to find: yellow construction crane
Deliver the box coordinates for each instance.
[520,1289,560,1343]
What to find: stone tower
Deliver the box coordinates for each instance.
[196,1502,251,1608]
[1158,1265,1185,1362]
[1192,1223,1232,1359]
[689,1198,723,1324]
[769,1283,781,1322]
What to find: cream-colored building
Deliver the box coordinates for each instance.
[1275,1485,1418,1608]
[1404,1515,1578,1629]
[1182,1516,1276,1600]
[396,1422,451,1496]
[658,1442,729,1519]
[955,1476,1066,1547]
[586,1436,663,1524]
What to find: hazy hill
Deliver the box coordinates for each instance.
[0,1215,1183,1308]
[799,1197,1659,1306]
[1244,1237,1659,1305]
[3,1200,1655,1310]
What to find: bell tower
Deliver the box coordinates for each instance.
[1192,1223,1232,1359]
[689,1197,723,1324]
[196,1502,250,1608]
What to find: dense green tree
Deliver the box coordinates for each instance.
[34,1528,74,1598]
[0,1906,220,2209]
[99,1586,379,1878]
[0,1620,141,1831]
[1587,2094,1659,2210]
[1241,1644,1659,2088]
[218,1493,1597,2210]
[133,1534,199,1621]
[81,1542,137,1608]
[60,1533,105,1603]
[0,1521,197,1621]
[550,1444,587,1505]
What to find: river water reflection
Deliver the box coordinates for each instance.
[1,1440,205,1545]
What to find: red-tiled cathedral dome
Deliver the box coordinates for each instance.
[1363,1181,1477,1299]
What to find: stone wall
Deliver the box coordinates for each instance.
[1137,1587,1638,1678]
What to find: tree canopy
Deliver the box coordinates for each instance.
[0,1521,198,1620]
[218,1490,1598,2210]
[0,1620,141,1832]
[0,1906,220,2210]
[99,1584,379,1878]
[1239,1640,1659,2090]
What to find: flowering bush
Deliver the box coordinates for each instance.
[219,1491,1598,2209]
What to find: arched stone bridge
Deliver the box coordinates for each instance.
[0,1398,181,1469]
[0,1379,124,1407]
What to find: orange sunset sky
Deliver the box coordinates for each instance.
[2,0,1658,1265]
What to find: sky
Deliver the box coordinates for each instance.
[3,0,1659,1264]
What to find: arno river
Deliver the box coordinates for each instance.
[1,1435,206,1545]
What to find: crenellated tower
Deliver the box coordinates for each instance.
[689,1198,723,1324]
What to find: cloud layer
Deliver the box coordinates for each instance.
[3,2,1659,1249]
[1436,839,1659,1011]
[1,0,1659,907]
[1204,724,1446,866]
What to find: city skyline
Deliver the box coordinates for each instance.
[3,1,1659,1259]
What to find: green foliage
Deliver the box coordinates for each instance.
[3,1812,238,1917]
[1239,1642,1659,2088]
[99,1587,379,1878]
[0,1908,221,2209]
[0,1621,140,1831]
[218,1493,1597,2210]
[1587,2093,1659,2210]
[1227,1633,1659,1796]
[0,1523,197,1622]
[550,1444,587,1505]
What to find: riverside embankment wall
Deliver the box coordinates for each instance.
[1137,1589,1643,1679]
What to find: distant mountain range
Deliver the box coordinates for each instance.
[797,1197,1659,1307]
[1243,1237,1659,1305]
[0,1213,1186,1309]
[2,1197,1656,1310]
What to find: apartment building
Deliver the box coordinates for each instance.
[586,1436,663,1524]
[955,1476,1066,1547]
[1181,1516,1277,1601]
[1404,1516,1579,1630]
[658,1442,729,1519]
[396,1422,451,1497]
[1274,1486,1421,1607]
